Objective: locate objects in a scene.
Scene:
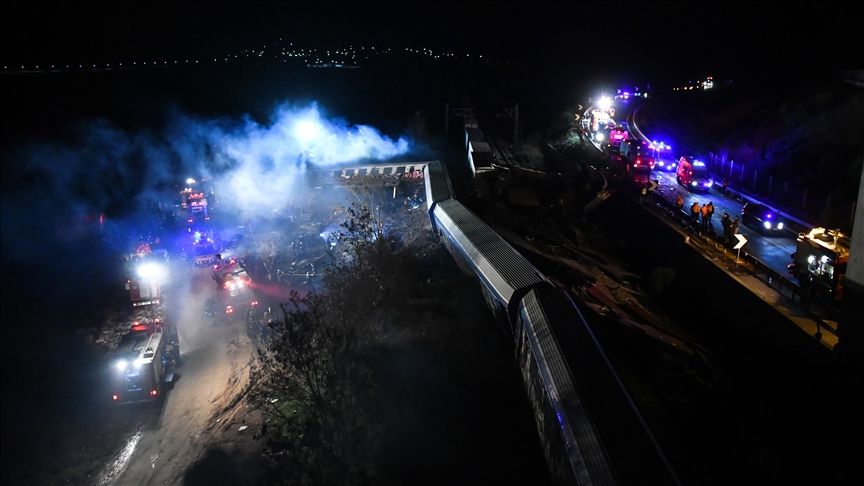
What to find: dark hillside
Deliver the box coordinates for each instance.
[638,78,864,229]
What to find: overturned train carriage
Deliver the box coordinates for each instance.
[423,161,679,486]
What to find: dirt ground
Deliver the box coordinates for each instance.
[95,260,268,486]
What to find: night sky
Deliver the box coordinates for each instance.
[3,2,859,85]
[1,4,862,485]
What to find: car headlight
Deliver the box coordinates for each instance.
[778,222,784,230]
[691,182,697,186]
[763,221,772,229]
[707,180,713,186]
[116,360,128,371]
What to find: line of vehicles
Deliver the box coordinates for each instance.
[593,98,851,304]
[110,179,246,404]
[424,159,680,485]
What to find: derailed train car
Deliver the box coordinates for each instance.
[423,161,680,486]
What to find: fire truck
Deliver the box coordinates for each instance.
[609,126,629,150]
[125,249,169,307]
[212,256,259,317]
[789,227,850,301]
[184,190,210,225]
[619,139,655,185]
[111,319,180,404]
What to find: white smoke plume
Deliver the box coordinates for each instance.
[1,101,414,265]
[168,101,411,212]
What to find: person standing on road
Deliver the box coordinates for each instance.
[701,203,710,228]
[706,202,715,226]
[675,194,684,213]
[721,213,731,241]
[722,179,728,196]
[690,202,701,228]
[731,215,740,235]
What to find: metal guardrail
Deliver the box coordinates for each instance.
[644,190,841,329]
[628,106,842,328]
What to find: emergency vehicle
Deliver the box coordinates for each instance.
[184,190,210,225]
[676,157,713,191]
[111,319,180,404]
[212,257,259,317]
[789,227,850,301]
[651,142,677,172]
[621,139,656,167]
[609,126,629,150]
[125,249,169,307]
[619,139,655,185]
[191,229,221,266]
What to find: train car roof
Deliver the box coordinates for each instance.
[424,161,454,209]
[520,286,680,485]
[433,199,546,304]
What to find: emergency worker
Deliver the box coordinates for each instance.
[721,213,731,241]
[706,202,715,225]
[701,203,710,228]
[690,202,701,228]
[731,216,740,235]
[675,194,684,213]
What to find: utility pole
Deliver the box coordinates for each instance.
[444,103,476,136]
[498,104,520,149]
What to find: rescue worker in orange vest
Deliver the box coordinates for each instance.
[675,194,684,213]
[690,202,700,228]
[701,202,710,228]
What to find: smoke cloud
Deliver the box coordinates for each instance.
[1,101,413,266]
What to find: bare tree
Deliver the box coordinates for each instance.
[249,290,379,486]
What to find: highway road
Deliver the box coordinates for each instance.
[615,102,801,278]
[651,170,799,275]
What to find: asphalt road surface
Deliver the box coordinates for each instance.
[653,170,798,275]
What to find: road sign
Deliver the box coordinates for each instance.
[733,234,747,250]
[648,179,659,191]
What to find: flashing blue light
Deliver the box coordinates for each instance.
[693,161,705,167]
[194,231,202,242]
[766,213,772,219]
